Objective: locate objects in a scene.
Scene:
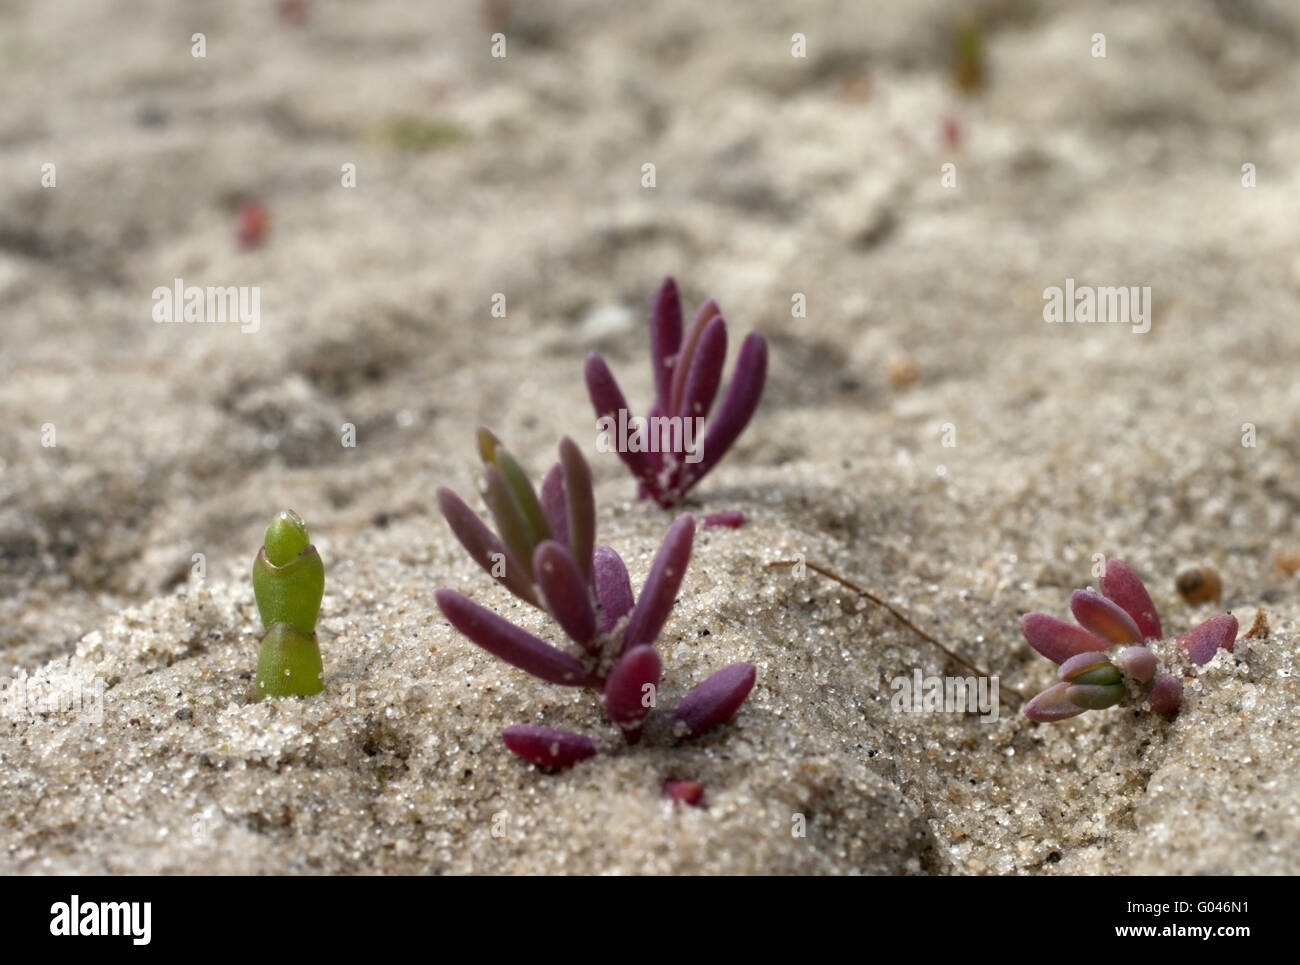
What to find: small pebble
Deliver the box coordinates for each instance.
[1275,552,1300,576]
[887,353,920,389]
[1175,564,1221,604]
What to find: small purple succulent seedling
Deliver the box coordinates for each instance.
[664,779,705,806]
[1022,559,1237,723]
[436,430,757,769]
[585,277,768,509]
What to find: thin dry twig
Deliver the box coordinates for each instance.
[766,557,1025,704]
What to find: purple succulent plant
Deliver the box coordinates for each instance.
[436,429,757,769]
[1021,558,1238,723]
[664,779,705,806]
[585,277,768,509]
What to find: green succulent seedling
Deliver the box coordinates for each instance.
[252,510,325,699]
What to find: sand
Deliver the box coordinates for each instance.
[1,0,1297,874]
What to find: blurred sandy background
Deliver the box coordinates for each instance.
[0,0,1297,873]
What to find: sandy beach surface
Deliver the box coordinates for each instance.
[1,0,1297,874]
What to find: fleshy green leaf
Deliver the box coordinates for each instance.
[481,464,536,583]
[1057,652,1121,685]
[1066,682,1125,710]
[256,622,324,699]
[494,445,551,549]
[263,510,310,567]
[252,544,324,634]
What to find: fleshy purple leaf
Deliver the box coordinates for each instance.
[501,725,597,770]
[585,352,655,484]
[678,332,767,495]
[1147,673,1182,714]
[558,436,595,585]
[539,464,568,548]
[1099,559,1162,641]
[675,315,727,424]
[1176,612,1238,666]
[435,589,594,687]
[673,661,756,738]
[1024,682,1087,722]
[436,487,539,607]
[667,298,721,417]
[702,510,746,529]
[1115,645,1157,683]
[1069,589,1142,645]
[642,400,667,489]
[533,541,598,651]
[664,779,704,806]
[1020,612,1108,664]
[603,645,662,743]
[650,277,682,411]
[593,545,635,634]
[622,514,695,651]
